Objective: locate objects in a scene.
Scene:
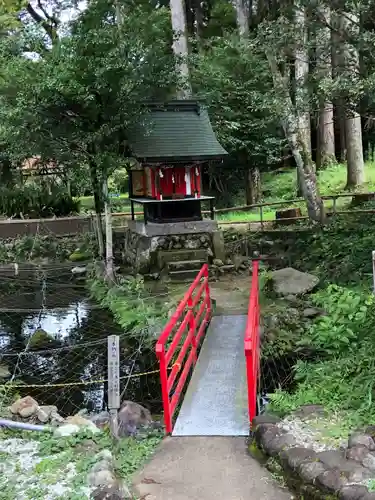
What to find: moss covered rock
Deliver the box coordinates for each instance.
[68,250,91,262]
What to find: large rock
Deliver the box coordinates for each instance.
[348,433,375,451]
[270,268,319,296]
[252,415,281,428]
[298,461,327,484]
[279,447,318,472]
[10,396,38,418]
[265,433,297,457]
[37,405,61,424]
[93,485,131,500]
[55,415,101,437]
[89,450,132,499]
[339,485,369,500]
[315,468,348,493]
[118,401,152,436]
[253,423,279,448]
[294,404,326,419]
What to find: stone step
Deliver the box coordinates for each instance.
[168,260,206,272]
[169,269,204,282]
[158,249,208,265]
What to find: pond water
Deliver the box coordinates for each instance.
[0,271,162,417]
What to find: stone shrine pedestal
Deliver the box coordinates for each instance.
[123,220,225,276]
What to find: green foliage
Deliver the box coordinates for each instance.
[108,167,129,194]
[79,194,130,214]
[0,184,79,218]
[0,0,176,189]
[298,285,374,355]
[0,383,19,415]
[0,234,96,263]
[269,286,375,427]
[291,209,375,285]
[89,272,168,346]
[192,34,284,200]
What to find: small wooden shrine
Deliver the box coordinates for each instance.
[127,100,227,224]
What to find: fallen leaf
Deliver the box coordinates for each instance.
[141,477,161,484]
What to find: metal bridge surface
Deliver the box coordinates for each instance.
[172,315,249,436]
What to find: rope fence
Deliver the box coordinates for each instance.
[0,273,165,419]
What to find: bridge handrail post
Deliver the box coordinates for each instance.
[245,259,260,428]
[187,297,197,363]
[204,265,211,317]
[156,264,211,435]
[156,344,173,434]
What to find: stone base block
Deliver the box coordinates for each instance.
[123,221,224,275]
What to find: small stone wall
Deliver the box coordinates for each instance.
[252,408,375,499]
[123,230,213,274]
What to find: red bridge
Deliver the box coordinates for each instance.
[156,261,260,436]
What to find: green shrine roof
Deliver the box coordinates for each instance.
[127,100,228,163]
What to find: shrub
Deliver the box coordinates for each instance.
[0,185,80,218]
[269,285,375,427]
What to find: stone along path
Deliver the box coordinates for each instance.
[132,436,292,500]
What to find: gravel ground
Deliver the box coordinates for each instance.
[0,437,91,500]
[278,414,349,452]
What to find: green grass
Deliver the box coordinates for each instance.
[262,161,375,201]
[217,209,276,223]
[78,194,130,213]
[222,161,375,223]
[78,162,375,223]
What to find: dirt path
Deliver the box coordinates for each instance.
[132,437,292,500]
[161,273,252,316]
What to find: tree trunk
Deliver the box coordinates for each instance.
[234,0,250,35]
[294,6,311,157]
[294,5,312,197]
[331,18,346,162]
[245,167,261,205]
[345,113,364,187]
[340,13,365,188]
[89,160,105,259]
[316,6,335,169]
[266,50,325,223]
[195,0,204,43]
[170,0,192,98]
[102,175,115,283]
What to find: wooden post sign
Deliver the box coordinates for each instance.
[108,335,120,437]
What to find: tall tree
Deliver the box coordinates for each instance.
[192,34,283,205]
[315,4,335,169]
[170,0,192,97]
[331,12,346,163]
[294,5,311,157]
[232,0,262,203]
[233,0,250,35]
[262,3,325,222]
[340,11,365,188]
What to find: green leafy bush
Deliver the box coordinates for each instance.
[0,185,80,218]
[269,285,375,426]
[268,206,375,286]
[108,167,129,194]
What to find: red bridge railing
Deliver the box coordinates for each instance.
[245,260,260,427]
[156,264,211,434]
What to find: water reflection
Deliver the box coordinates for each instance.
[0,275,161,416]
